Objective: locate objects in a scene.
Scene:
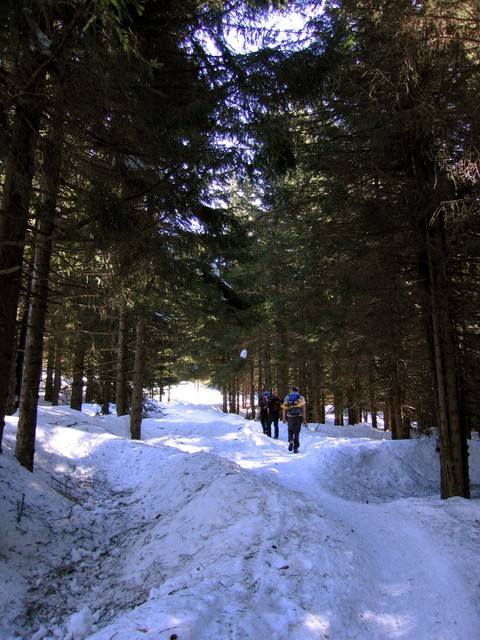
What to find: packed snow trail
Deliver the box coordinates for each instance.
[140,405,480,640]
[2,390,479,640]
[261,439,478,640]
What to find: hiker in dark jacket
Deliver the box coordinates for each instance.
[266,390,282,439]
[282,386,307,453]
[258,390,269,434]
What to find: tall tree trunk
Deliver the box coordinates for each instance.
[51,333,63,406]
[44,336,54,402]
[249,357,256,419]
[347,378,362,425]
[15,90,64,471]
[257,341,264,395]
[320,388,326,424]
[310,357,326,424]
[368,361,378,429]
[427,221,469,498]
[70,339,86,411]
[277,329,289,399]
[100,349,114,414]
[222,386,228,413]
[15,215,55,470]
[228,383,236,413]
[14,305,29,412]
[102,378,112,415]
[387,320,409,439]
[410,141,469,497]
[334,390,344,426]
[0,61,46,451]
[6,340,20,415]
[116,294,129,416]
[389,361,405,440]
[130,319,146,439]
[383,403,391,432]
[264,337,272,388]
[84,367,96,404]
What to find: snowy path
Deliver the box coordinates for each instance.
[242,431,480,640]
[140,400,480,639]
[2,394,480,640]
[139,401,480,640]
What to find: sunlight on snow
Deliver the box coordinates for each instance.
[361,610,415,638]
[2,381,479,639]
[161,437,211,454]
[304,612,331,633]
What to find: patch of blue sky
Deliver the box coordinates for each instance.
[225,2,320,54]
[190,1,320,57]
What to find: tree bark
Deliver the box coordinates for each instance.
[44,337,54,403]
[222,385,228,413]
[84,368,96,404]
[249,357,256,419]
[389,360,405,440]
[70,339,86,411]
[409,142,469,496]
[51,333,63,406]
[102,378,113,415]
[334,390,344,426]
[347,379,362,425]
[130,319,146,439]
[15,214,55,470]
[427,221,469,498]
[228,383,236,413]
[310,358,326,424]
[0,60,46,451]
[15,89,64,471]
[116,294,129,416]
[368,361,378,429]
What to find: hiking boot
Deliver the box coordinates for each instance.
[293,448,298,453]
[288,442,293,451]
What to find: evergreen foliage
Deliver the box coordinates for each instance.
[0,0,478,498]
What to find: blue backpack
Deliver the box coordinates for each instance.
[286,392,302,416]
[260,390,271,409]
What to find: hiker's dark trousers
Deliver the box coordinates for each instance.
[287,416,302,449]
[267,411,280,438]
[260,409,268,434]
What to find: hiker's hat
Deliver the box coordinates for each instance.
[291,386,299,392]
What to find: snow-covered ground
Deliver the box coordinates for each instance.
[1,382,479,640]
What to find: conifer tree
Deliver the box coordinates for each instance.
[263,0,480,496]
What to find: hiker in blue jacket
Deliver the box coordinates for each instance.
[282,386,307,453]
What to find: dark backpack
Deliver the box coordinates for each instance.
[268,395,281,412]
[260,390,270,410]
